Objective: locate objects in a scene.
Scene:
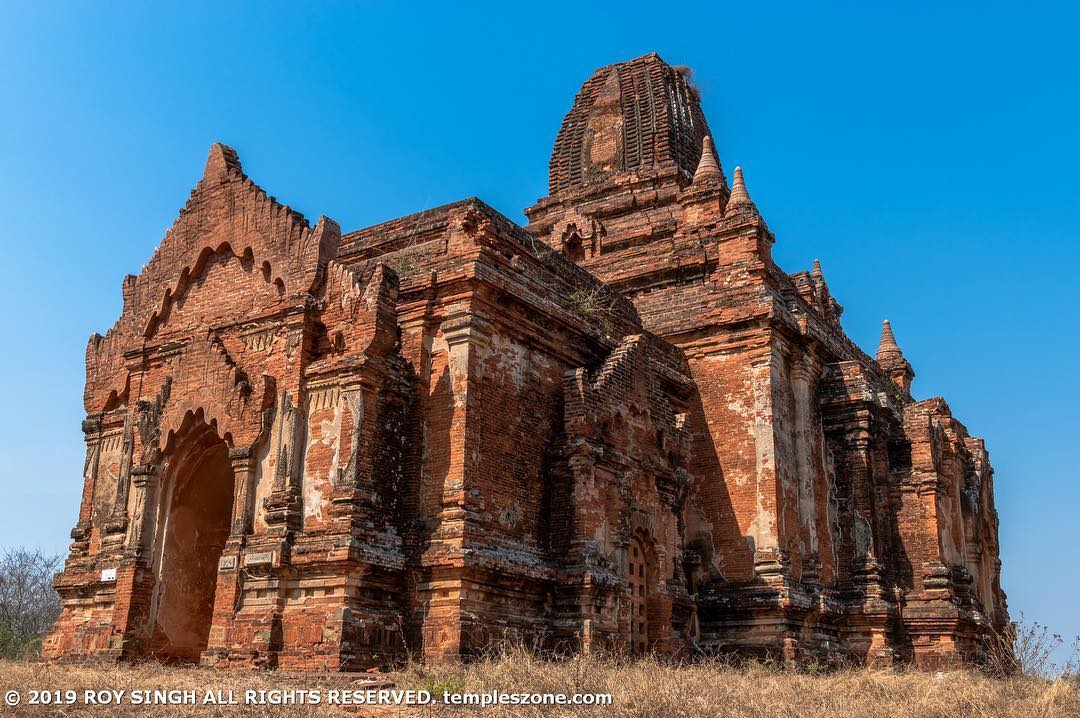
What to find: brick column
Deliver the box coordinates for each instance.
[69,416,104,556]
[789,353,820,583]
[417,312,491,663]
[102,415,135,547]
[753,344,790,586]
[328,379,382,522]
[229,446,256,539]
[896,403,962,667]
[557,440,609,652]
[202,445,256,665]
[109,461,162,660]
[819,362,901,664]
[125,463,159,552]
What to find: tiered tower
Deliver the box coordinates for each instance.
[526,53,1007,665]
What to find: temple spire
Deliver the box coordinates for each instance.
[876,319,901,359]
[693,136,723,184]
[876,319,915,395]
[725,166,757,217]
[811,259,824,283]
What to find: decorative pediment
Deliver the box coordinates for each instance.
[84,144,340,412]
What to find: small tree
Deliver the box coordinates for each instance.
[984,612,1080,680]
[0,547,63,659]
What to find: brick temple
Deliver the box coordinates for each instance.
[44,54,1007,670]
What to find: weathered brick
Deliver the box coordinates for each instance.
[44,53,1006,671]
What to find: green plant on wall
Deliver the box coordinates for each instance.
[569,287,617,336]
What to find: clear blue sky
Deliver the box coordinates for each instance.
[1,2,1077,655]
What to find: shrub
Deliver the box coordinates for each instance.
[984,612,1080,680]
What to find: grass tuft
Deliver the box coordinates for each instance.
[2,651,1077,717]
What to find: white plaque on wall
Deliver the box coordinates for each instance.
[244,551,274,567]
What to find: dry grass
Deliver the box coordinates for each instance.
[1,651,1077,717]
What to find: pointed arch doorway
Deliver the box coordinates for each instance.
[148,415,236,663]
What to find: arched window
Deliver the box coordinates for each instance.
[563,231,585,262]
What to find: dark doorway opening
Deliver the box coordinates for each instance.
[149,420,234,663]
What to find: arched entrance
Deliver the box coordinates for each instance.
[628,534,651,655]
[148,417,235,662]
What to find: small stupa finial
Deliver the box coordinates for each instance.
[724,166,756,217]
[876,319,914,394]
[693,136,723,184]
[877,319,901,359]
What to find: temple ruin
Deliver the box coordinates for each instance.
[44,53,1007,670]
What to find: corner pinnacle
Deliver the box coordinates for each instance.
[693,136,723,184]
[877,319,902,359]
[724,166,756,217]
